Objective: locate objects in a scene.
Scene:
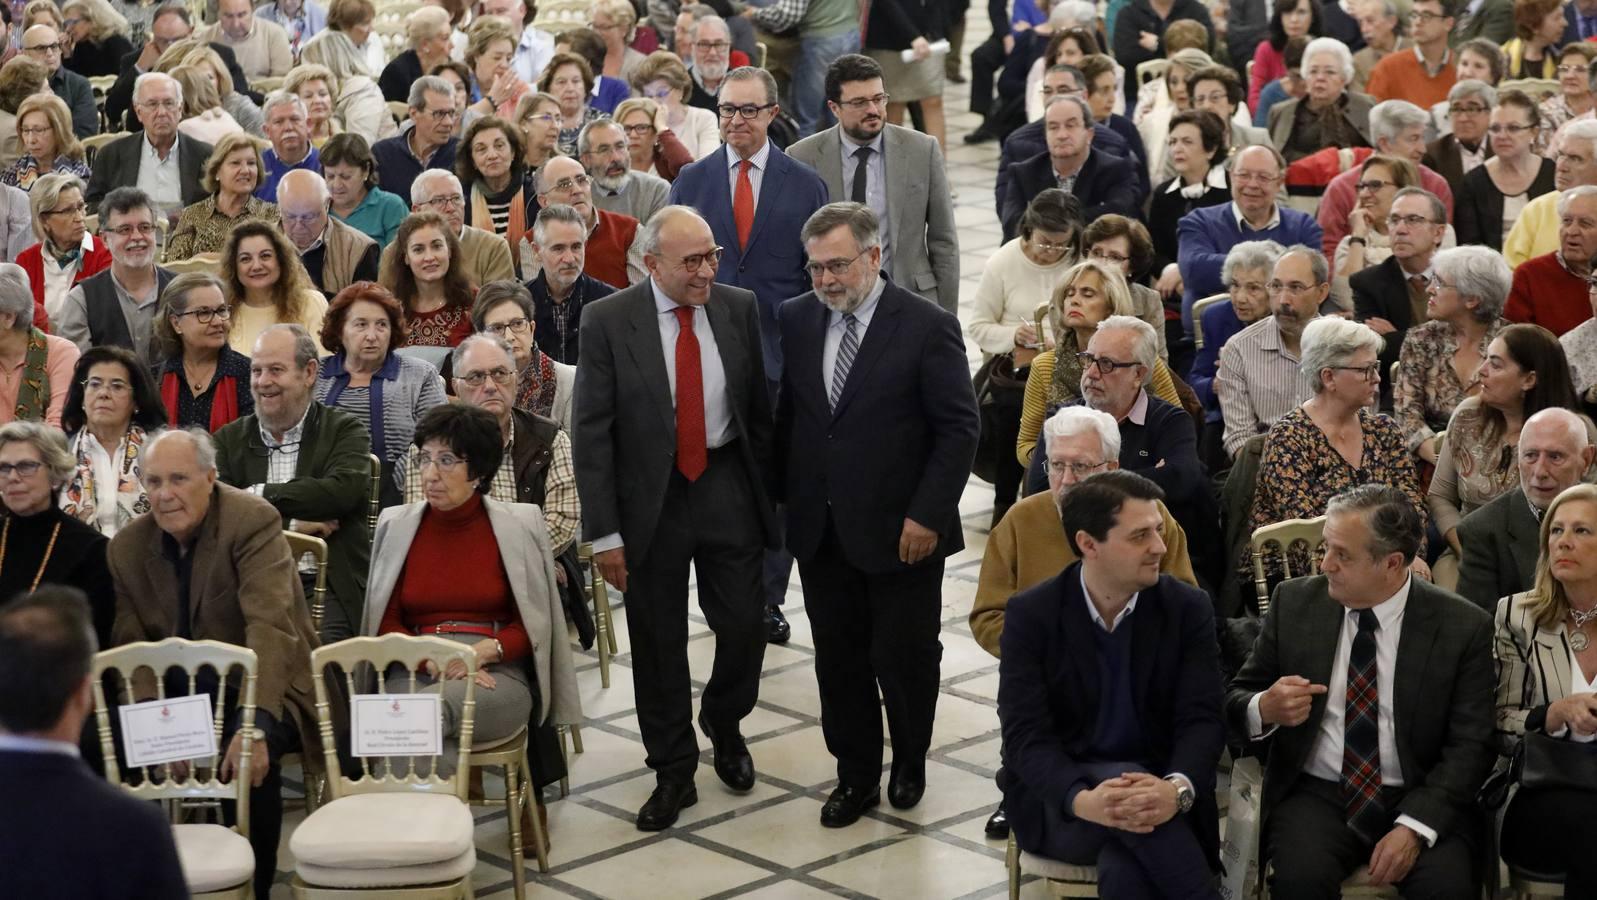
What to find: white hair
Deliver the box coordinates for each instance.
[1050,0,1096,29]
[261,91,307,121]
[1557,184,1597,217]
[133,70,183,107]
[412,169,463,205]
[1302,37,1354,82]
[1369,99,1430,146]
[1095,315,1159,386]
[1299,317,1382,392]
[1042,406,1122,460]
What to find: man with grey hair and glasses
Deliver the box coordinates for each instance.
[580,119,670,227]
[55,187,173,366]
[530,155,645,288]
[1350,186,1448,406]
[0,262,78,427]
[85,72,211,216]
[371,75,460,204]
[277,170,380,298]
[525,204,615,365]
[774,201,978,827]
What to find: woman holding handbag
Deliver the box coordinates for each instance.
[1495,478,1597,895]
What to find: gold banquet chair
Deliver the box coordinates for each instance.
[1191,293,1229,351]
[578,541,617,688]
[1249,516,1327,615]
[1006,833,1099,898]
[465,725,546,894]
[164,253,222,277]
[93,638,259,900]
[367,454,381,537]
[290,635,479,898]
[282,531,330,813]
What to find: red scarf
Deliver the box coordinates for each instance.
[161,371,241,432]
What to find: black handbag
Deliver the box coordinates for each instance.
[1479,729,1597,810]
[971,354,1030,484]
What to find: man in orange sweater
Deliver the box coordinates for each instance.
[1364,0,1457,108]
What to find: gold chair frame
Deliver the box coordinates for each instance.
[282,530,330,814]
[367,454,382,537]
[578,542,617,688]
[1250,516,1328,614]
[1191,293,1229,351]
[1006,832,1100,898]
[465,726,546,896]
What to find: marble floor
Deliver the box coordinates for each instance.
[268,12,1041,898]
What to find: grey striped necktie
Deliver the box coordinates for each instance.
[830,313,859,411]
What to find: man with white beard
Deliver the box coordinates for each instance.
[773,202,979,827]
[54,187,174,365]
[582,120,670,227]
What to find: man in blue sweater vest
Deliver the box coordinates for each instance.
[1177,145,1323,337]
[998,471,1225,896]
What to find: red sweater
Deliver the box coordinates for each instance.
[379,493,530,662]
[585,209,638,290]
[1506,253,1592,337]
[15,237,113,331]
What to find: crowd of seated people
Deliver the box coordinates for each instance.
[4,0,1597,896]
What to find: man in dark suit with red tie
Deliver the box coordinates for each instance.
[774,202,979,826]
[573,205,779,832]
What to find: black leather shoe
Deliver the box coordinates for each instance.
[962,127,995,145]
[636,781,697,831]
[766,605,791,644]
[820,783,880,827]
[984,801,1009,839]
[888,759,926,810]
[698,714,755,792]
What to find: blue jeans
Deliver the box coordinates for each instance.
[792,29,860,137]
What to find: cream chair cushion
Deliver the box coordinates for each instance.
[289,793,475,867]
[172,824,254,892]
[297,847,476,888]
[1018,849,1098,883]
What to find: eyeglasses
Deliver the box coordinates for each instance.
[805,250,867,278]
[1029,237,1072,252]
[0,460,43,478]
[1386,213,1435,227]
[522,112,559,126]
[1232,170,1279,184]
[1046,459,1107,477]
[1429,275,1457,291]
[1267,280,1320,296]
[1088,248,1130,266]
[174,305,231,323]
[1075,351,1141,375]
[107,222,157,238]
[545,174,591,193]
[718,103,775,120]
[671,247,724,271]
[415,451,466,471]
[485,317,531,336]
[421,107,458,122]
[1040,85,1083,97]
[1354,178,1394,192]
[836,92,890,110]
[1487,123,1533,134]
[81,377,131,395]
[622,122,654,135]
[42,202,86,218]
[1408,9,1448,21]
[454,368,515,387]
[694,40,731,52]
[137,99,181,111]
[282,211,324,227]
[23,41,65,53]
[1191,91,1230,106]
[421,193,464,210]
[1558,64,1592,76]
[1303,66,1343,79]
[1448,103,1489,115]
[1331,362,1382,381]
[17,126,50,138]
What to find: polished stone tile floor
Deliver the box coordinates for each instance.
[267,10,1053,897]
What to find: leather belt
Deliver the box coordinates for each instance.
[414,620,502,639]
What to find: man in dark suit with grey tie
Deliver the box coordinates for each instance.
[1226,485,1496,896]
[574,205,779,832]
[774,202,979,827]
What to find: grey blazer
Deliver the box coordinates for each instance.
[1456,488,1540,613]
[786,123,960,315]
[361,498,582,728]
[1493,593,1581,756]
[593,170,670,229]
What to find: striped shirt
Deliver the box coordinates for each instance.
[1216,315,1313,458]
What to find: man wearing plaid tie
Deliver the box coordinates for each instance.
[773,202,978,827]
[1226,485,1496,896]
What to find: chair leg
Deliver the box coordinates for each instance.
[596,578,617,656]
[504,754,528,899]
[557,726,570,798]
[592,576,611,689]
[521,746,549,874]
[1006,833,1020,900]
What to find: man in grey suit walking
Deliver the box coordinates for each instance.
[786,54,960,316]
[573,205,779,832]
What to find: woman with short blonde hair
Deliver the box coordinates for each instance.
[0,94,88,191]
[178,45,264,135]
[379,6,455,102]
[284,63,343,146]
[165,133,280,261]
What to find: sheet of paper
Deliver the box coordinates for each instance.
[118,694,218,768]
[351,693,443,757]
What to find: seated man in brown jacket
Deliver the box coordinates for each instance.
[971,405,1198,838]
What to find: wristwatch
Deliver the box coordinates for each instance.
[1164,775,1195,814]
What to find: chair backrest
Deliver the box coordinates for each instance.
[1136,59,1169,87]
[251,77,286,95]
[91,638,258,830]
[81,131,128,167]
[309,634,476,802]
[163,253,221,276]
[368,453,382,536]
[1500,77,1559,101]
[394,345,452,372]
[1250,515,1328,614]
[1191,293,1229,351]
[284,530,329,635]
[1033,301,1052,348]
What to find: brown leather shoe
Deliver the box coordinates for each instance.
[520,798,551,857]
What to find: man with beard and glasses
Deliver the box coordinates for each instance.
[582,120,671,227]
[55,187,174,366]
[773,202,978,827]
[685,16,734,111]
[788,54,959,315]
[524,204,614,365]
[1215,244,1328,459]
[212,324,373,642]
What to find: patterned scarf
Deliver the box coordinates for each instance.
[516,352,558,418]
[60,426,150,534]
[1045,330,1086,411]
[13,328,50,423]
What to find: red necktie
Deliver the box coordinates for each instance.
[734,159,754,250]
[672,306,707,481]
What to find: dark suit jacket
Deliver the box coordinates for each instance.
[1350,254,1428,407]
[1423,134,1492,203]
[573,281,778,566]
[667,143,830,380]
[84,132,212,214]
[212,402,373,636]
[1453,0,1513,43]
[106,44,252,132]
[1000,148,1141,241]
[1452,157,1555,251]
[994,119,1142,214]
[774,277,979,573]
[1455,487,1540,612]
[0,749,187,899]
[998,563,1225,866]
[1225,576,1496,842]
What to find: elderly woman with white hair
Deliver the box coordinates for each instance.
[379,5,453,103]
[299,26,398,144]
[1249,315,1426,581]
[0,262,81,428]
[1267,36,1375,163]
[1396,246,1511,466]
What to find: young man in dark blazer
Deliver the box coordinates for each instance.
[774,202,979,826]
[1226,484,1496,897]
[0,588,188,900]
[998,471,1225,894]
[574,205,779,831]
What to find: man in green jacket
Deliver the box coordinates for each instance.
[212,323,373,641]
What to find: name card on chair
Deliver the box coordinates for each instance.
[118,694,218,767]
[351,694,443,757]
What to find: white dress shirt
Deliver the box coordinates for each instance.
[41,232,94,326]
[1551,647,1597,743]
[725,139,772,211]
[821,275,885,400]
[135,133,183,217]
[839,130,891,270]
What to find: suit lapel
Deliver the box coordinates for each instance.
[708,146,738,250]
[1531,620,1575,701]
[1060,571,1101,706]
[816,129,845,199]
[1130,585,1164,714]
[798,295,830,407]
[1393,583,1440,774]
[830,280,903,419]
[1507,492,1540,587]
[1381,258,1413,331]
[364,505,423,632]
[237,417,269,489]
[745,148,789,254]
[1296,587,1345,747]
[294,405,321,478]
[621,285,678,436]
[484,500,531,609]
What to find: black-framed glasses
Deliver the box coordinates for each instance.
[805,250,867,278]
[421,107,458,122]
[836,93,890,110]
[1448,103,1489,115]
[718,102,775,120]
[485,317,531,336]
[1076,352,1141,375]
[1331,363,1382,381]
[107,223,157,238]
[694,40,731,52]
[1088,248,1130,266]
[455,368,515,387]
[1386,213,1435,228]
[673,247,724,271]
[42,202,86,218]
[1267,280,1320,296]
[174,305,231,323]
[1354,178,1395,193]
[622,122,654,135]
[0,460,44,478]
[545,174,591,193]
[1487,123,1533,135]
[23,41,65,53]
[422,194,465,210]
[1408,9,1448,21]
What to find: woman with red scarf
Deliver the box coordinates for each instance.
[152,272,254,432]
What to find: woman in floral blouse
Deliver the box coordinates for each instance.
[1249,317,1425,582]
[0,94,89,191]
[1395,246,1510,466]
[164,132,281,262]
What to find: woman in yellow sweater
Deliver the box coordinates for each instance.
[1015,260,1186,467]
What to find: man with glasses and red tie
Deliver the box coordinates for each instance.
[573,204,778,832]
[20,24,94,139]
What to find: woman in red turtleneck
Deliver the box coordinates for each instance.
[364,404,582,857]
